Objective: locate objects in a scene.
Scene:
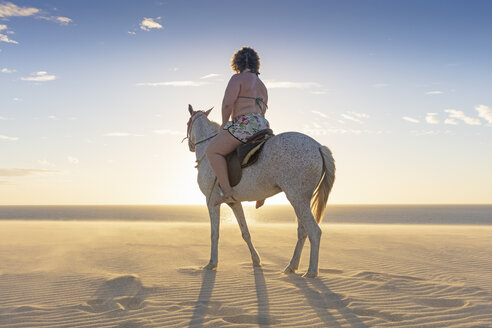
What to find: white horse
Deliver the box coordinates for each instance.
[186,105,335,277]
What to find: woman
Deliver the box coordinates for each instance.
[205,47,270,206]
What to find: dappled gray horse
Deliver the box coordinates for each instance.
[186,105,335,277]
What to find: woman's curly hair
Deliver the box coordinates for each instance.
[231,47,260,74]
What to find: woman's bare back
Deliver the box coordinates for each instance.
[233,72,268,118]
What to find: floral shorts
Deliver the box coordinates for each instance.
[224,113,270,143]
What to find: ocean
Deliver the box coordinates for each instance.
[0,205,491,225]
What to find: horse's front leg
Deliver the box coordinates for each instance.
[204,203,220,270]
[228,202,261,267]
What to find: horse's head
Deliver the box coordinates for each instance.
[185,104,213,152]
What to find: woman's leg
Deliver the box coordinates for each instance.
[205,129,243,204]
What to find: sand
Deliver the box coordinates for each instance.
[0,220,491,327]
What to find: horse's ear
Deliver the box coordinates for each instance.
[205,107,213,116]
[188,104,194,115]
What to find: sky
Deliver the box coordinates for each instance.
[1,0,491,205]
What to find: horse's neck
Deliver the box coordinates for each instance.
[194,120,219,161]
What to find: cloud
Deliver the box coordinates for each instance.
[128,31,136,35]
[67,156,79,164]
[136,80,208,87]
[55,16,71,25]
[311,110,328,118]
[140,17,163,31]
[411,130,441,136]
[0,2,39,17]
[303,128,363,135]
[0,24,18,44]
[0,3,71,44]
[348,111,369,119]
[38,15,73,25]
[340,111,369,124]
[0,134,18,141]
[372,83,389,88]
[13,97,22,102]
[341,114,361,123]
[444,109,481,126]
[310,90,329,95]
[21,71,56,82]
[263,80,321,89]
[0,168,56,177]
[200,73,221,79]
[425,91,443,95]
[425,113,439,124]
[104,132,144,137]
[153,129,182,135]
[444,118,458,125]
[1,67,16,73]
[38,159,55,166]
[476,104,492,124]
[402,116,419,123]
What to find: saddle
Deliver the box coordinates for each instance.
[226,129,274,187]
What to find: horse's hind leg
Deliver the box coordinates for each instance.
[290,199,322,278]
[228,202,261,267]
[284,222,307,274]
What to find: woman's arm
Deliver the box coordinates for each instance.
[221,74,241,126]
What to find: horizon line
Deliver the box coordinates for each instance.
[1,203,491,206]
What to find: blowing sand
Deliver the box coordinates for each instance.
[0,221,491,327]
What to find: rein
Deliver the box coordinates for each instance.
[183,110,217,167]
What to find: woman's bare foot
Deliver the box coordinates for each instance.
[214,188,237,206]
[255,199,265,209]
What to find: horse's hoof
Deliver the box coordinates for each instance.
[203,263,217,270]
[283,266,297,274]
[253,261,262,267]
[303,271,318,278]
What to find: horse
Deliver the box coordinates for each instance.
[185,105,335,278]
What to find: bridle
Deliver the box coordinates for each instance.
[184,108,219,205]
[183,110,217,153]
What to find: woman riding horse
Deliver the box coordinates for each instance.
[205,47,270,206]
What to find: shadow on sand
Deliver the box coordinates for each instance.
[188,269,216,328]
[253,267,279,326]
[285,274,369,328]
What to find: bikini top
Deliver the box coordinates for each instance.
[237,96,268,115]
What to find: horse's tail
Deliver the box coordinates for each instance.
[311,146,336,223]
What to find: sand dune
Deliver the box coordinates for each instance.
[0,221,491,327]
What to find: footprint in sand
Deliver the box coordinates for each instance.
[414,298,467,308]
[78,275,154,313]
[178,267,207,275]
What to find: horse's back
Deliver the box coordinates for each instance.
[256,131,324,182]
[264,131,322,160]
[236,131,328,200]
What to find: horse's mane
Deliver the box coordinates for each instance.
[209,120,220,132]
